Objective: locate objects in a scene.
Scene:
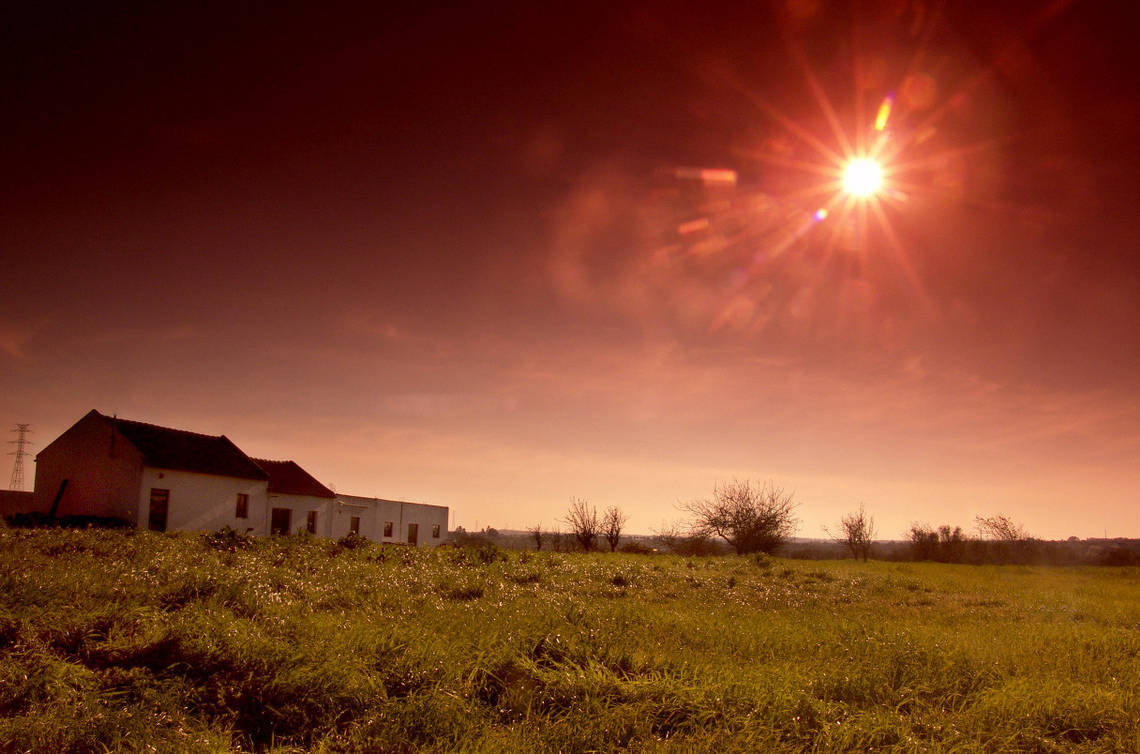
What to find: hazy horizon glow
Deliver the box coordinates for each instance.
[2,2,1138,541]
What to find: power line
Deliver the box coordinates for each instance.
[8,424,32,491]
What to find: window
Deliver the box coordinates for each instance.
[306,510,318,534]
[383,521,393,537]
[148,488,169,532]
[432,524,441,538]
[350,516,360,534]
[270,508,291,535]
[235,493,249,519]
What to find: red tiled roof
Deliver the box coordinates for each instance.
[253,459,335,498]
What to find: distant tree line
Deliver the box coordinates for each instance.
[452,484,1137,567]
[896,515,1135,566]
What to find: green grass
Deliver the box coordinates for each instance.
[2,527,1139,752]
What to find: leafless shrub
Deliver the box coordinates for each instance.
[650,522,722,556]
[975,514,1028,542]
[529,524,544,551]
[826,503,875,561]
[975,514,1036,564]
[651,522,685,552]
[601,506,627,552]
[562,498,599,551]
[680,480,797,555]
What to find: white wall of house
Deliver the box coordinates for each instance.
[266,493,334,536]
[397,501,448,546]
[330,498,375,539]
[374,499,404,543]
[375,499,449,546]
[138,467,269,535]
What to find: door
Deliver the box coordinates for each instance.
[148,488,169,532]
[270,507,291,535]
[407,522,418,545]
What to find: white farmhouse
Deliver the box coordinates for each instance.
[32,410,449,545]
[33,410,270,533]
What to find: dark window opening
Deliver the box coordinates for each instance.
[307,510,318,534]
[383,521,393,537]
[236,493,249,519]
[432,524,441,538]
[350,516,360,534]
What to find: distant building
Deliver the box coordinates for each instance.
[30,410,447,545]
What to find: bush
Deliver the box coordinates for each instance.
[201,526,254,552]
[336,531,372,551]
[446,543,504,566]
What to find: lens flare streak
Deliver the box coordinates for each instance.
[874,95,894,132]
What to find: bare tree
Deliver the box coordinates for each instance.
[562,497,600,551]
[827,503,875,561]
[529,524,544,551]
[681,480,797,555]
[975,514,1028,542]
[601,506,627,552]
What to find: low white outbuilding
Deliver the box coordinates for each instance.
[333,494,448,547]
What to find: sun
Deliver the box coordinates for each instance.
[842,158,883,198]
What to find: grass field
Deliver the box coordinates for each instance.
[1,527,1138,752]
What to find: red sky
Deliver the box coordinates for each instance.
[3,1,1138,539]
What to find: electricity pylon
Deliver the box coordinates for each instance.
[8,424,31,491]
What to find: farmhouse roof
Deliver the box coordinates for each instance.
[253,459,336,498]
[94,411,269,481]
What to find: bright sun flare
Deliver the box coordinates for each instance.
[842,158,883,197]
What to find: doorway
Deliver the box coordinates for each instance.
[148,488,169,532]
[270,507,291,535]
[407,523,419,545]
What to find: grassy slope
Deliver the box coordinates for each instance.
[1,528,1138,753]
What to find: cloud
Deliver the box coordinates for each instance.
[0,323,40,358]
